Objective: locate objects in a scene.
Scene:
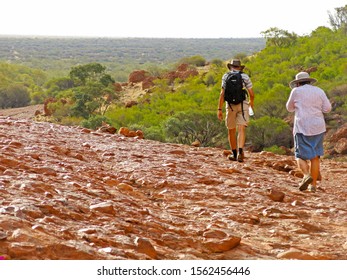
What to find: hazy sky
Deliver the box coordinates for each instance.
[1,0,346,38]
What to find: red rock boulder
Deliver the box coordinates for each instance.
[128,70,148,83]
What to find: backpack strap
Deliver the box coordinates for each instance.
[225,72,234,111]
[227,100,247,121]
[239,71,249,121]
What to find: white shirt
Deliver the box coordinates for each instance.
[286,84,331,136]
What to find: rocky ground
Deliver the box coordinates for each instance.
[0,114,346,260]
[0,104,43,120]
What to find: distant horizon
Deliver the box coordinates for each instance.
[1,0,346,39]
[0,34,265,39]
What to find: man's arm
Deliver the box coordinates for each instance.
[217,88,225,121]
[247,87,254,108]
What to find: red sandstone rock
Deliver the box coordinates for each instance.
[0,117,346,260]
[43,97,56,116]
[134,237,157,259]
[136,130,144,139]
[142,76,156,90]
[267,188,285,202]
[177,69,199,80]
[203,236,241,253]
[277,249,318,260]
[113,82,123,92]
[125,100,138,108]
[90,202,115,215]
[334,138,347,154]
[330,123,347,142]
[128,70,148,83]
[97,122,117,134]
[118,127,130,136]
[177,63,189,72]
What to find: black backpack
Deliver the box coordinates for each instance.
[224,71,247,105]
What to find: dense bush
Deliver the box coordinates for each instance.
[0,62,46,108]
[105,24,346,150]
[247,116,292,151]
[81,115,109,130]
[0,84,30,108]
[1,12,346,152]
[163,111,226,147]
[178,55,206,67]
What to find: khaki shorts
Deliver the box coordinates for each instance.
[225,101,250,129]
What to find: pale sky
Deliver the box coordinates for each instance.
[1,0,346,38]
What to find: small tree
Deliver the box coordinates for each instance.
[255,84,290,119]
[0,84,30,108]
[261,27,298,47]
[179,55,206,67]
[81,115,109,130]
[71,82,104,118]
[163,111,225,147]
[70,63,110,86]
[204,73,217,87]
[247,116,292,151]
[328,5,347,33]
[65,63,117,119]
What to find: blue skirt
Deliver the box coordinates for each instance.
[294,133,325,160]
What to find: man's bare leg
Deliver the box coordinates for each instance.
[228,128,237,150]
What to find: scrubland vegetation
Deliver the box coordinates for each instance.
[1,5,346,152]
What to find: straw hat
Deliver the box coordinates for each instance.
[289,72,317,89]
[227,59,245,70]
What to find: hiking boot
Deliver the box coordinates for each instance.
[308,185,316,193]
[299,175,313,191]
[228,154,237,161]
[237,152,244,162]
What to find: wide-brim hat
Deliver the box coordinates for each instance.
[289,72,317,89]
[227,59,245,70]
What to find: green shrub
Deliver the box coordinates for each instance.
[178,55,206,67]
[49,101,73,121]
[0,84,30,108]
[264,145,286,155]
[204,73,217,87]
[81,115,108,130]
[59,116,84,126]
[210,59,224,67]
[247,116,292,151]
[143,126,165,142]
[163,111,225,147]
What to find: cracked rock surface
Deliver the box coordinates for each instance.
[0,117,346,260]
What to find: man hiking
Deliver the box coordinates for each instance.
[217,58,255,162]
